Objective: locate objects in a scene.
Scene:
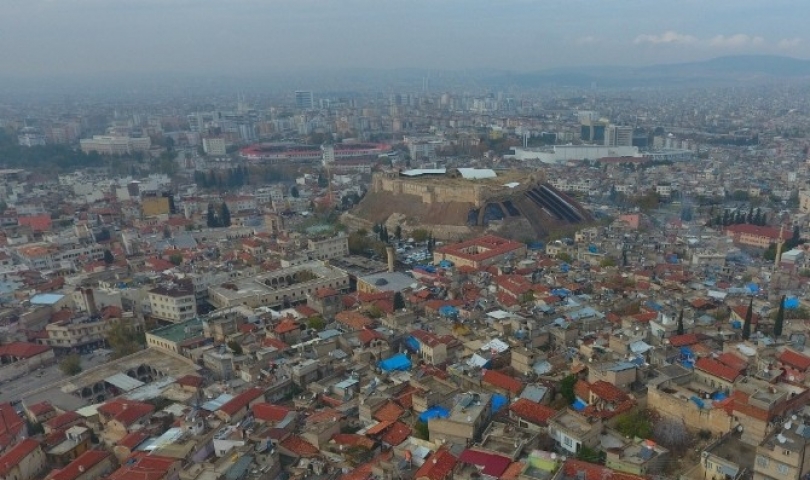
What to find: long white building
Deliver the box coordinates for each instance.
[507,145,641,164]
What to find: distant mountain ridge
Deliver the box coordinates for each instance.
[502,55,810,88]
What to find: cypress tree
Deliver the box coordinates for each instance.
[742,296,753,340]
[774,295,786,339]
[676,309,685,336]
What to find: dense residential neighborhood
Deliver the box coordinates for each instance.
[2,80,810,480]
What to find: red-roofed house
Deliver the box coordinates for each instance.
[18,214,52,232]
[252,403,294,424]
[779,349,810,372]
[695,357,740,389]
[107,453,180,480]
[216,387,265,422]
[0,342,55,371]
[458,449,512,478]
[562,458,646,480]
[0,439,46,480]
[25,402,56,424]
[725,224,783,248]
[509,398,557,431]
[44,411,82,434]
[482,369,524,397]
[0,403,26,448]
[380,421,411,447]
[97,399,155,442]
[410,329,458,365]
[413,447,457,480]
[46,450,115,480]
[279,435,320,459]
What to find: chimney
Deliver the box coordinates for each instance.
[386,246,395,273]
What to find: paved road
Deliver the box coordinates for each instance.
[0,352,109,404]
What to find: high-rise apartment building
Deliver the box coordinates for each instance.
[202,137,227,156]
[604,125,634,147]
[295,90,315,110]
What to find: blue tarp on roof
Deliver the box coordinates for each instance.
[439,306,459,318]
[572,398,587,411]
[492,394,508,413]
[438,260,454,268]
[528,242,545,251]
[690,396,706,409]
[786,297,800,309]
[712,392,727,401]
[747,283,760,294]
[419,406,450,422]
[379,353,411,372]
[405,336,420,352]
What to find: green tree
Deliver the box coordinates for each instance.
[219,202,231,227]
[774,295,786,339]
[393,292,406,310]
[394,225,402,240]
[169,253,183,266]
[307,316,326,331]
[413,421,429,440]
[411,229,430,242]
[742,296,753,340]
[227,340,243,355]
[59,354,83,376]
[106,322,146,359]
[556,252,573,263]
[559,374,577,403]
[576,445,602,463]
[615,410,654,439]
[290,185,300,198]
[207,202,218,228]
[103,249,115,265]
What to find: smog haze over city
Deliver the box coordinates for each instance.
[3,2,810,480]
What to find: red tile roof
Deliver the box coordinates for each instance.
[413,447,457,480]
[332,433,375,450]
[458,449,512,477]
[45,411,82,431]
[717,352,747,372]
[779,349,810,371]
[217,387,264,417]
[98,399,154,427]
[252,403,293,423]
[668,333,701,347]
[0,439,40,476]
[117,431,150,450]
[27,401,54,417]
[364,420,394,436]
[174,374,203,389]
[482,369,524,395]
[380,421,411,446]
[562,459,646,480]
[48,450,111,480]
[509,398,557,426]
[0,341,51,358]
[589,381,629,402]
[695,357,741,383]
[280,435,319,458]
[373,401,404,422]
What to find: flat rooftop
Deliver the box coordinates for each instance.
[149,318,204,343]
[210,261,347,301]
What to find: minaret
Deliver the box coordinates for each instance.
[774,224,785,271]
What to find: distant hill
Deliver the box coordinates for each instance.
[500,55,810,88]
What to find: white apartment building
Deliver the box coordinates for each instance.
[202,137,227,156]
[148,284,197,323]
[307,235,349,261]
[79,135,151,155]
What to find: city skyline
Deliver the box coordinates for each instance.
[0,0,806,77]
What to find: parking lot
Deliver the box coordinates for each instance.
[0,351,110,404]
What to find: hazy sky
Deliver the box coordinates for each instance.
[1,0,806,77]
